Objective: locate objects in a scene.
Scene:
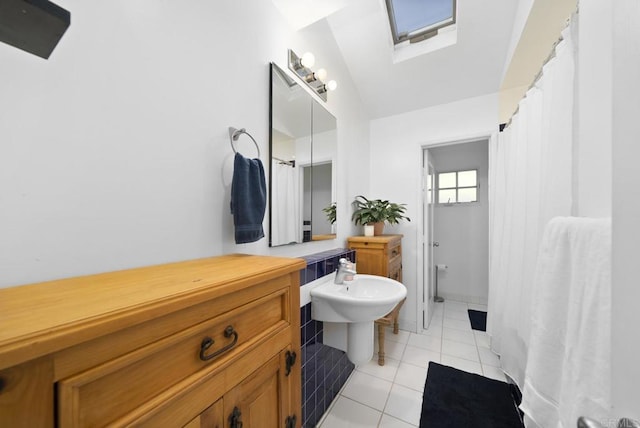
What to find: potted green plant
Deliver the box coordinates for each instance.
[322,202,337,225]
[351,195,410,236]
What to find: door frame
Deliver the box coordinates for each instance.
[422,154,436,329]
[415,131,496,334]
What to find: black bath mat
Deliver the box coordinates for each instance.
[419,362,524,428]
[468,309,487,331]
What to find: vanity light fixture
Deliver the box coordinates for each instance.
[288,49,337,102]
[318,80,338,94]
[301,52,315,68]
[315,68,328,81]
[315,68,338,93]
[292,51,315,69]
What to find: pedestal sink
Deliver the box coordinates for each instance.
[310,274,407,365]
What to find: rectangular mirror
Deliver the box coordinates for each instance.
[310,99,337,241]
[269,63,337,246]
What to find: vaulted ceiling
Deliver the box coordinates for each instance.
[274,0,521,119]
[327,0,519,119]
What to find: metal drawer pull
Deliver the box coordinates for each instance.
[199,325,239,361]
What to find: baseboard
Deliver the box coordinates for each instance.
[438,292,488,305]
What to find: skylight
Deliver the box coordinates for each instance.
[386,0,456,45]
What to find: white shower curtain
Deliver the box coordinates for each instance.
[271,161,301,246]
[488,22,576,389]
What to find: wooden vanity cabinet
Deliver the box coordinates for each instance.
[0,254,305,427]
[347,234,403,280]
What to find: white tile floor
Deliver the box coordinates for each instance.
[316,300,505,427]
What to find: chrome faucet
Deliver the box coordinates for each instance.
[334,258,356,284]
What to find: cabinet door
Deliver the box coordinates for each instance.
[223,348,294,428]
[349,243,388,276]
[184,399,224,428]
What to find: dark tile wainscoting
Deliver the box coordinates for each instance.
[300,249,356,428]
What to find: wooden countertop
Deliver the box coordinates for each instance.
[311,234,337,241]
[347,234,403,243]
[0,254,306,369]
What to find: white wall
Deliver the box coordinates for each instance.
[611,0,640,419]
[369,94,498,331]
[574,0,612,217]
[499,0,577,122]
[431,141,489,304]
[0,1,370,288]
[501,0,534,82]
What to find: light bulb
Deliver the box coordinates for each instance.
[315,68,328,82]
[326,80,338,91]
[300,52,315,68]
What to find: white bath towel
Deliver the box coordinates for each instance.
[521,217,611,428]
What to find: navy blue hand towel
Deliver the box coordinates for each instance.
[230,152,266,244]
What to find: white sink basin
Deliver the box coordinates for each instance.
[310,274,407,366]
[311,274,407,323]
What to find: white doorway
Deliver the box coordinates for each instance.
[419,138,490,333]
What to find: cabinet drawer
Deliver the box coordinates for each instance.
[387,243,401,259]
[0,357,53,427]
[348,241,386,251]
[58,289,288,427]
[54,275,291,380]
[388,253,402,273]
[122,330,292,427]
[388,257,402,282]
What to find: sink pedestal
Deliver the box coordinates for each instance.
[347,321,374,365]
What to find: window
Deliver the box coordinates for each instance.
[438,170,477,203]
[386,0,456,45]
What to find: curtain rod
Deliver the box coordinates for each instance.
[273,156,295,166]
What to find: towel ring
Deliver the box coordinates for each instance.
[229,127,260,158]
